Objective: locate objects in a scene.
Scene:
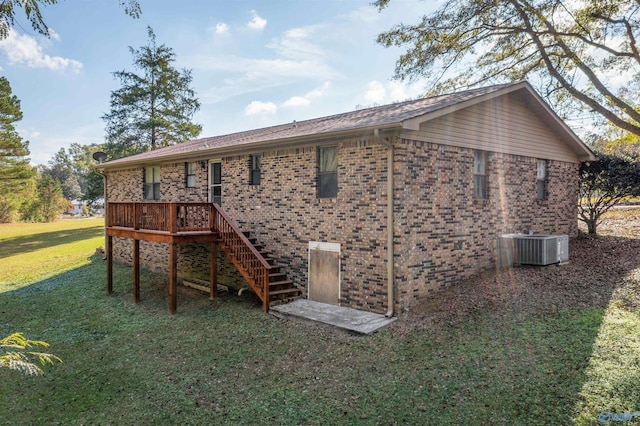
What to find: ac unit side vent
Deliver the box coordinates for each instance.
[512,235,568,266]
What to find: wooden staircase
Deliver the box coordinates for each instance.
[212,204,301,312]
[241,231,302,308]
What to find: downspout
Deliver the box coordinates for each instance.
[375,129,395,318]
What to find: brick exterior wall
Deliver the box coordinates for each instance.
[393,139,579,311]
[221,140,390,313]
[106,136,579,315]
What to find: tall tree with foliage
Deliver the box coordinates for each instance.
[39,149,82,201]
[67,143,106,208]
[579,152,640,235]
[0,0,140,39]
[376,0,640,137]
[21,174,68,222]
[0,77,35,222]
[102,27,202,158]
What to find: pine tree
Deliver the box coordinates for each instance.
[102,27,202,158]
[0,77,35,222]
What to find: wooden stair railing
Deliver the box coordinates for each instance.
[107,201,300,312]
[211,203,300,312]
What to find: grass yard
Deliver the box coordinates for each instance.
[0,213,639,425]
[0,218,104,291]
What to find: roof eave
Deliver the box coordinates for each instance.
[96,122,403,171]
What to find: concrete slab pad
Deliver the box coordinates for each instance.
[271,299,396,335]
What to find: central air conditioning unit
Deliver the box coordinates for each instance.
[497,234,569,267]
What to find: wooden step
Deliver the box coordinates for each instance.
[220,221,301,311]
[268,265,281,274]
[268,287,301,297]
[269,279,294,290]
[268,272,288,282]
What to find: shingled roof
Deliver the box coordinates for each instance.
[100,81,593,168]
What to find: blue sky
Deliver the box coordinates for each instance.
[0,0,438,165]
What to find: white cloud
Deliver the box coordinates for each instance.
[282,81,331,108]
[342,5,382,24]
[244,101,277,116]
[363,80,424,105]
[214,22,229,36]
[49,29,61,41]
[247,10,267,31]
[192,54,339,104]
[364,81,387,104]
[0,29,82,73]
[306,81,331,99]
[187,16,343,106]
[266,25,326,60]
[282,96,310,108]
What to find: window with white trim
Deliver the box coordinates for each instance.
[473,150,487,199]
[318,146,338,198]
[186,162,196,188]
[537,159,548,200]
[249,155,261,185]
[144,166,161,200]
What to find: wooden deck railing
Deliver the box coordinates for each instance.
[108,202,215,233]
[107,201,272,310]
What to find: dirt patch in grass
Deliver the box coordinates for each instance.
[400,208,640,332]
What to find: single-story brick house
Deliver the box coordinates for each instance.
[98,81,596,315]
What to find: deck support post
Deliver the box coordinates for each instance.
[169,242,177,314]
[263,268,269,313]
[209,241,218,300]
[106,235,113,295]
[133,239,140,303]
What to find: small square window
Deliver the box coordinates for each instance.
[186,162,196,188]
[249,155,261,185]
[473,150,487,199]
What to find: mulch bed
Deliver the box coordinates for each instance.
[401,209,640,330]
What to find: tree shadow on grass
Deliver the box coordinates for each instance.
[4,231,636,424]
[394,234,640,424]
[0,226,104,258]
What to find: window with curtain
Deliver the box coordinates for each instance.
[186,162,196,188]
[144,166,161,200]
[318,146,338,198]
[537,159,548,200]
[473,150,487,199]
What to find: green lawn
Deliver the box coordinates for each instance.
[0,218,104,292]
[0,217,639,425]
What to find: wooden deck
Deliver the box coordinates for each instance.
[104,202,299,314]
